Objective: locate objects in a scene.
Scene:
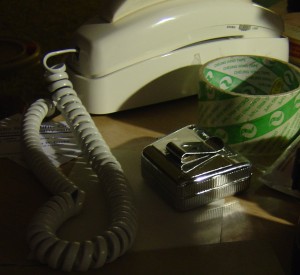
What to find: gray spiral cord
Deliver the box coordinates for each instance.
[21,49,138,272]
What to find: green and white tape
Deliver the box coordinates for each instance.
[198,55,300,156]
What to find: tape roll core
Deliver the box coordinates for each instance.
[198,55,300,158]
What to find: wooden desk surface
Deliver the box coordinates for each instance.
[0,96,300,274]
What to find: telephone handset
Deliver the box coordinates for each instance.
[111,0,169,21]
[22,49,137,272]
[67,0,289,114]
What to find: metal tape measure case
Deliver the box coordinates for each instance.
[141,125,252,211]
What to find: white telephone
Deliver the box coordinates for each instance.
[20,0,289,272]
[67,0,289,114]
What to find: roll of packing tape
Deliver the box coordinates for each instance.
[198,55,300,160]
[0,37,40,73]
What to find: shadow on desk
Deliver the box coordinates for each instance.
[0,118,299,274]
[0,241,285,275]
[107,96,199,135]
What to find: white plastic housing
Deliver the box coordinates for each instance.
[67,0,289,114]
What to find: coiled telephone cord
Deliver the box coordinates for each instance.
[22,49,137,272]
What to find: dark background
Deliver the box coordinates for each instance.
[0,1,104,109]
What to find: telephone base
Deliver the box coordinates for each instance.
[68,37,288,114]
